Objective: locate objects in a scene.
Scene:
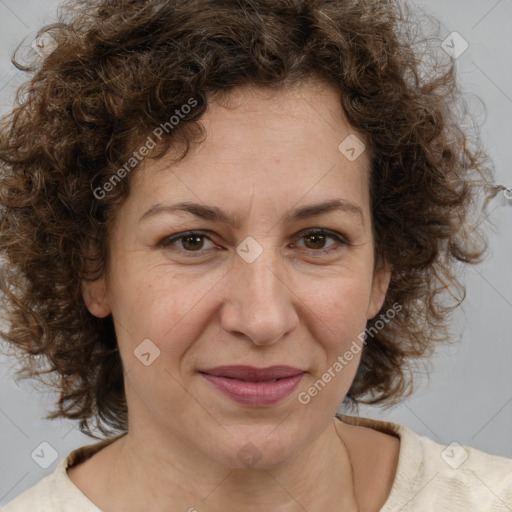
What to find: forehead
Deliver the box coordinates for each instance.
[196,81,369,162]
[128,81,372,220]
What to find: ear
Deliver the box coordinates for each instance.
[81,276,111,318]
[80,238,111,318]
[366,258,392,320]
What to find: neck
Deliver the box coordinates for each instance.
[102,417,359,512]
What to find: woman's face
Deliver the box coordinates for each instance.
[83,81,391,468]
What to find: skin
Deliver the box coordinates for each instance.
[76,80,400,512]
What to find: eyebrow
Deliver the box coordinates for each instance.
[138,198,364,227]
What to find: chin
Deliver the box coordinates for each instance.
[207,423,305,470]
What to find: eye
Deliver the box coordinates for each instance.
[159,231,217,256]
[293,228,349,253]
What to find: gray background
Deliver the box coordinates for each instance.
[0,0,511,506]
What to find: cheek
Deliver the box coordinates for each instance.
[299,273,372,391]
[304,272,373,337]
[108,262,222,360]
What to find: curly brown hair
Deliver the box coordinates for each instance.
[0,0,503,438]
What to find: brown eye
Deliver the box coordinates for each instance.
[181,234,206,251]
[303,232,329,250]
[295,229,349,253]
[160,231,216,256]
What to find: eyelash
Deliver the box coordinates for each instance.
[158,228,350,258]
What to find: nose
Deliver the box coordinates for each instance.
[219,242,299,346]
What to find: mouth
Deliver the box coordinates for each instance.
[199,365,305,381]
[198,365,306,407]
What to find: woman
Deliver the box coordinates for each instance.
[1,0,510,510]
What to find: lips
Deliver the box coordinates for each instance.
[198,365,306,407]
[199,365,304,381]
